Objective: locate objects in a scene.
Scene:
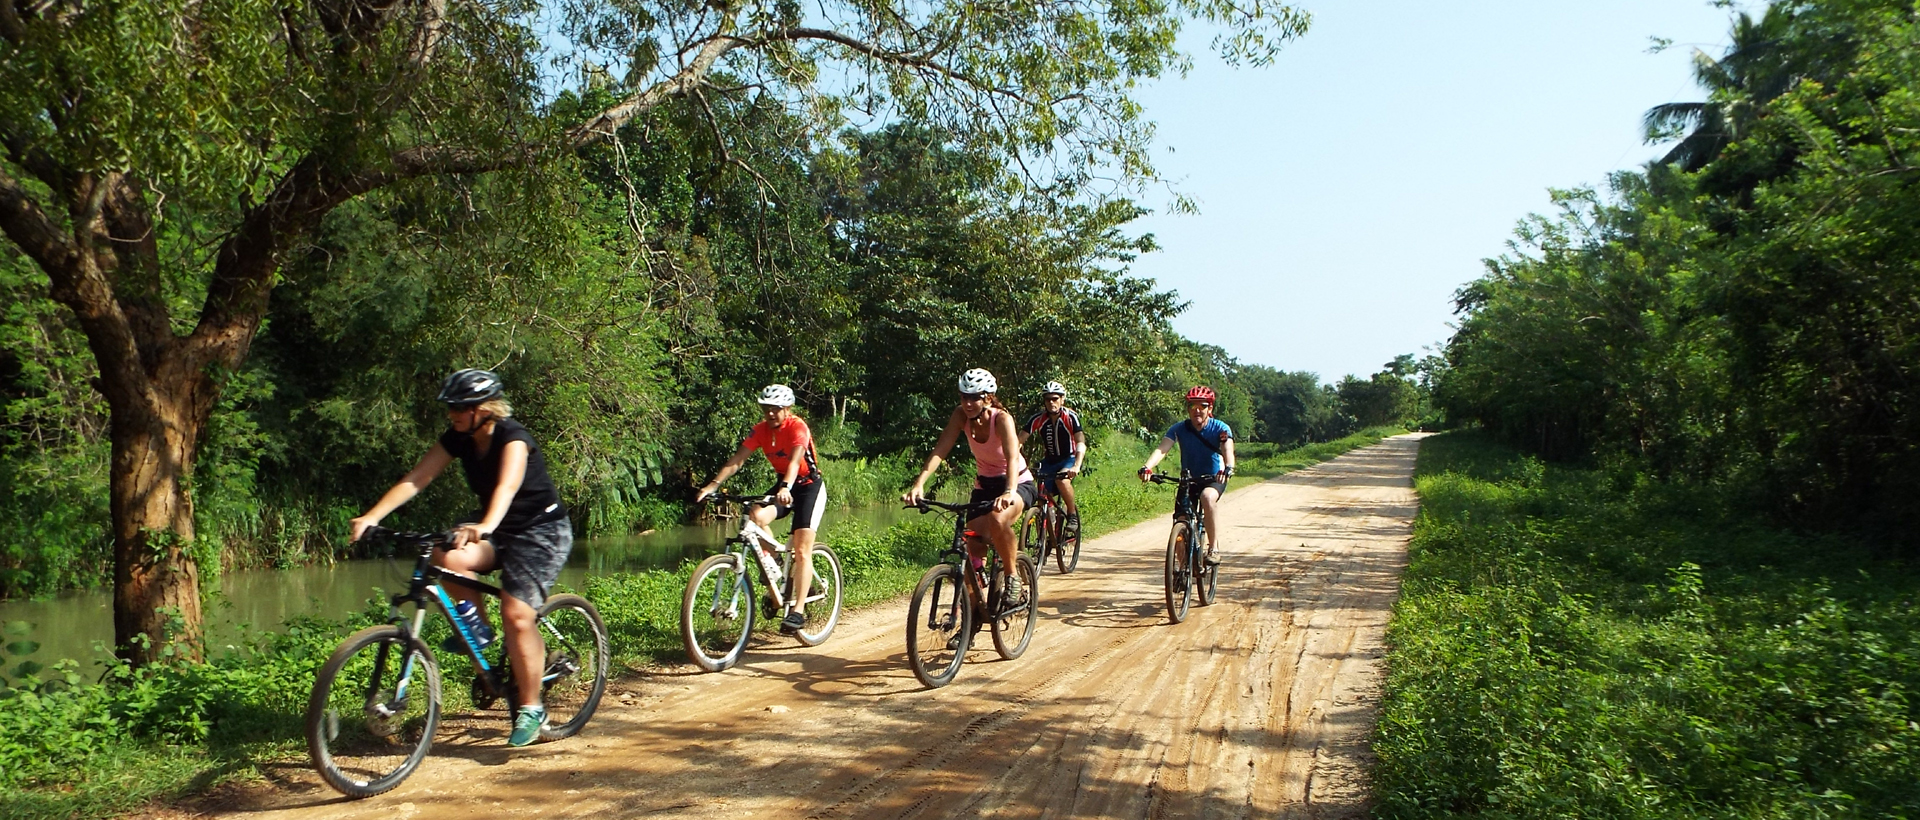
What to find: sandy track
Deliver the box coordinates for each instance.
[210,434,1424,819]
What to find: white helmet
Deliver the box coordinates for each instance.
[757,384,795,407]
[1041,381,1067,397]
[957,368,998,395]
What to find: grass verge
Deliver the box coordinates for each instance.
[0,428,1401,819]
[1374,431,1920,819]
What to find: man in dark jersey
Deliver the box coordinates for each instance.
[351,369,572,747]
[1020,380,1088,538]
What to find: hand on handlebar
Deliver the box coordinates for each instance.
[993,492,1016,512]
[695,485,715,503]
[1137,466,1152,483]
[349,516,381,543]
[902,486,927,506]
[452,522,490,549]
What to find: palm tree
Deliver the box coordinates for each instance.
[1644,6,1800,172]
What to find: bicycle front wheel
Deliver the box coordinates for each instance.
[906,563,971,688]
[1164,521,1194,624]
[536,594,609,740]
[794,544,844,646]
[682,554,754,671]
[990,554,1039,660]
[307,625,441,798]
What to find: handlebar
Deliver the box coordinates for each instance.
[1144,472,1220,486]
[354,526,455,555]
[703,491,778,507]
[906,497,997,517]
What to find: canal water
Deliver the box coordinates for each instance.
[1,503,914,667]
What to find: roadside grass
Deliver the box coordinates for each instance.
[1375,431,1920,819]
[0,429,1401,819]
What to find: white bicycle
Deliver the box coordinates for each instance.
[679,492,844,671]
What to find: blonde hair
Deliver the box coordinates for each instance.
[478,397,513,419]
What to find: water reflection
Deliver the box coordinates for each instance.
[3,503,913,666]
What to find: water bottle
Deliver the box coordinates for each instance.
[452,600,494,650]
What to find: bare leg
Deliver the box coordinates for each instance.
[1199,487,1222,550]
[788,527,816,616]
[434,540,498,621]
[500,593,544,710]
[1057,478,1079,517]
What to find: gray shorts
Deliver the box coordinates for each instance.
[492,518,573,609]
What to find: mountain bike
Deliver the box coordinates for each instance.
[1146,471,1220,623]
[306,527,609,798]
[904,496,1039,688]
[1021,469,1081,574]
[681,491,844,672]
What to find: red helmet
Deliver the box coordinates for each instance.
[1185,385,1216,403]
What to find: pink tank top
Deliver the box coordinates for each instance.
[965,406,1031,484]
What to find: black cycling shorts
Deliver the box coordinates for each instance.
[969,475,1038,516]
[764,478,827,531]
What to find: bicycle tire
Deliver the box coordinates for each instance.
[307,625,442,798]
[905,563,971,688]
[1019,508,1044,569]
[1055,505,1082,574]
[535,594,609,740]
[682,553,754,671]
[1165,521,1193,624]
[1195,535,1219,607]
[793,545,844,647]
[990,554,1039,660]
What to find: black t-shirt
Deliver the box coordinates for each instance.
[439,417,569,533]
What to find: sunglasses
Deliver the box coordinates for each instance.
[448,403,483,413]
[960,392,988,401]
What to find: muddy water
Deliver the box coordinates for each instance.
[0,504,913,667]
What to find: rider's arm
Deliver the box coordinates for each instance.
[1071,426,1089,472]
[1139,436,1176,478]
[1222,436,1237,477]
[905,408,965,502]
[463,439,528,544]
[351,444,454,540]
[992,409,1022,508]
[698,439,759,500]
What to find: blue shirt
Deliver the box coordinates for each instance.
[1165,418,1233,476]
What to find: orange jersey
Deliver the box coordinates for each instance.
[744,417,820,484]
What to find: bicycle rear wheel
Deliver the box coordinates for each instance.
[307,625,441,798]
[793,545,844,646]
[682,554,754,671]
[1164,521,1194,624]
[906,563,971,688]
[990,555,1039,660]
[536,594,609,740]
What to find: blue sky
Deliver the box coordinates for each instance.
[1125,1,1747,382]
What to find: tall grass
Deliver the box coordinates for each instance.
[1375,431,1920,819]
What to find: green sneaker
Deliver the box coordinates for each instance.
[509,706,546,747]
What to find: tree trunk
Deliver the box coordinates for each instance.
[106,362,209,665]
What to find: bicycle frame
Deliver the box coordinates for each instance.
[369,528,564,699]
[705,493,803,611]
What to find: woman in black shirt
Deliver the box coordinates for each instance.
[350,369,572,747]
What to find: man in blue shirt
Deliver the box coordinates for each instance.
[1138,385,1236,564]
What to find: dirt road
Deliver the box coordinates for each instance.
[218,434,1424,819]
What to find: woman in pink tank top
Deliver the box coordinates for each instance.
[904,368,1038,606]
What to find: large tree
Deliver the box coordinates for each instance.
[0,0,1306,663]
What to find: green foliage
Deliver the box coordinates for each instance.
[1441,1,1920,532]
[1375,431,1920,819]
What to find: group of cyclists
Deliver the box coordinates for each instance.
[351,366,1236,747]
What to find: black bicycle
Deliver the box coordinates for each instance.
[1021,470,1082,574]
[904,496,1039,688]
[306,527,609,798]
[1146,471,1220,623]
